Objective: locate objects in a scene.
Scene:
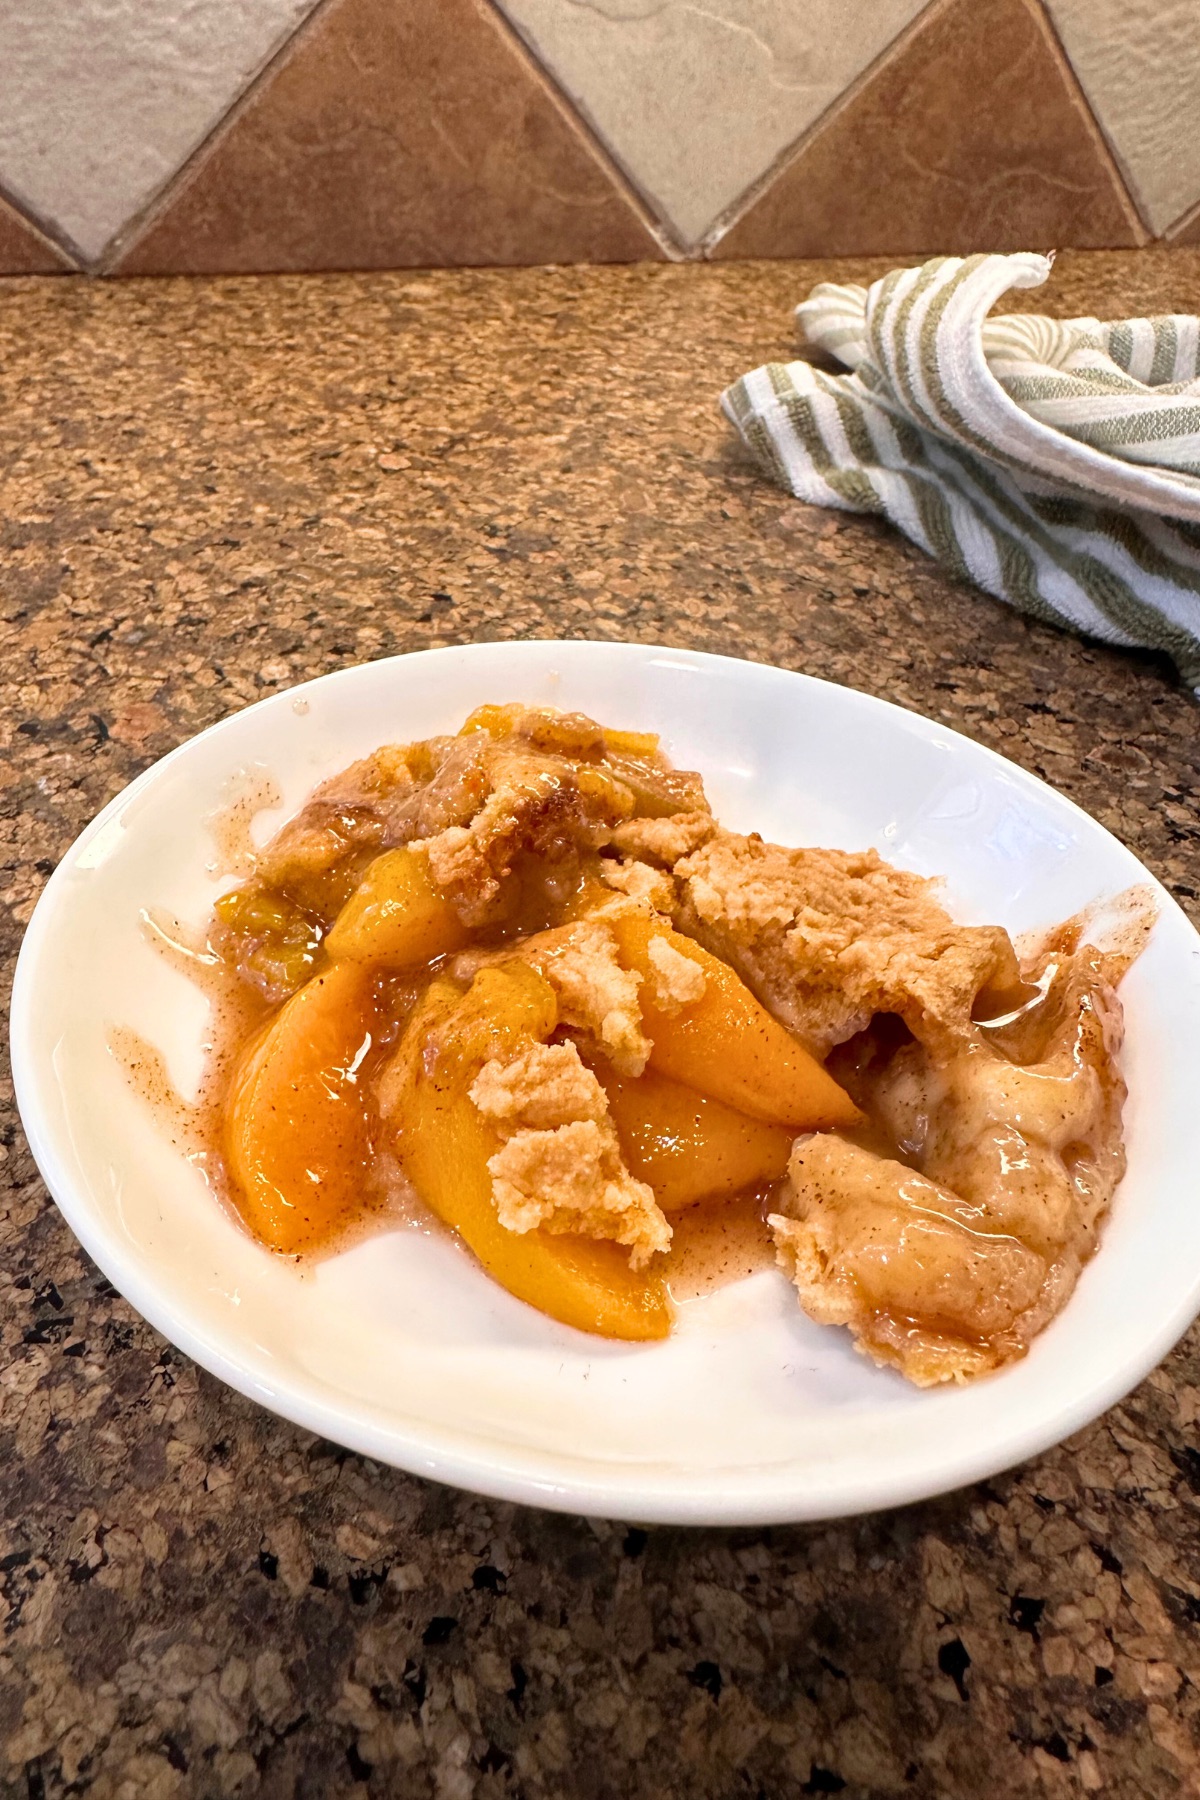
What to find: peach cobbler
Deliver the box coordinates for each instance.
[192,704,1143,1386]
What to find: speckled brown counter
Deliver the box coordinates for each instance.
[2,252,1200,1800]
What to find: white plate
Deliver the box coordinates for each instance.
[13,642,1200,1524]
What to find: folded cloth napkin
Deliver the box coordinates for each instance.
[722,251,1200,691]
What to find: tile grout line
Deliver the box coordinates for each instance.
[477,0,686,262]
[1164,193,1200,245]
[697,0,954,260]
[701,0,1159,259]
[102,0,685,277]
[95,0,343,277]
[1028,0,1151,245]
[0,178,86,271]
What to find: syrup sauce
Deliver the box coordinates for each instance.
[664,1188,778,1301]
[204,768,282,879]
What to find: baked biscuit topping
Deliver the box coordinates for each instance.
[204,702,1145,1379]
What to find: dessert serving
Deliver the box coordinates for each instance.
[184,703,1143,1387]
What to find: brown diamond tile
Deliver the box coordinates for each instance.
[0,194,75,273]
[1167,198,1200,245]
[112,0,663,274]
[713,0,1143,260]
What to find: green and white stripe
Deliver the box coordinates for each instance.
[722,252,1200,691]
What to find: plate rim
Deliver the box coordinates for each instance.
[12,639,1200,1524]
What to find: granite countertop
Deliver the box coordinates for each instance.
[2,251,1199,1800]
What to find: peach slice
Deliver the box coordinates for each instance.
[325,845,471,967]
[597,1062,794,1212]
[223,960,382,1255]
[608,910,860,1131]
[384,964,671,1341]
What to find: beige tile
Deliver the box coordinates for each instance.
[1046,0,1200,234]
[0,0,323,263]
[113,0,663,274]
[713,0,1143,260]
[497,0,933,246]
[0,193,74,273]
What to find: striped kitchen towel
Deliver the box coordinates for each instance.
[722,251,1200,691]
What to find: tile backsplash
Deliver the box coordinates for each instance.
[496,0,933,247]
[0,0,1197,275]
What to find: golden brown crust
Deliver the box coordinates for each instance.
[609,811,716,866]
[487,1122,669,1268]
[599,856,677,913]
[770,1135,1048,1385]
[415,742,634,926]
[470,1039,670,1267]
[520,916,652,1075]
[768,926,1133,1383]
[645,933,707,1014]
[470,1041,607,1131]
[676,829,1021,1056]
